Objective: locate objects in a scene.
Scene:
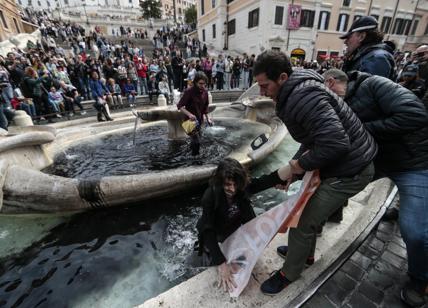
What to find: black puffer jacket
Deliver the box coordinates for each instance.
[346,71,428,172]
[277,69,377,179]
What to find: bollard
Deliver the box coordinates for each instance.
[157,94,167,107]
[12,110,33,127]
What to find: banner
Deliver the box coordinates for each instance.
[287,4,302,30]
[219,171,320,297]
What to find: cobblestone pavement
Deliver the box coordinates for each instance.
[303,205,426,308]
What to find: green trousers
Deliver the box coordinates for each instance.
[282,163,374,281]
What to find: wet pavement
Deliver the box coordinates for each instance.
[303,198,423,308]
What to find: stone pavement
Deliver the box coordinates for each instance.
[303,202,424,308]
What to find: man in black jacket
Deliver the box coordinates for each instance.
[324,68,428,307]
[253,51,377,295]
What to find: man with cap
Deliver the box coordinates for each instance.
[340,16,396,79]
[399,64,426,99]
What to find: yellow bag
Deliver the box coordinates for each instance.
[181,119,197,135]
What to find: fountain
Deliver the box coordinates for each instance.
[0,85,396,308]
[0,89,287,213]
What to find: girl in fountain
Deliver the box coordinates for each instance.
[177,71,213,156]
[196,158,288,292]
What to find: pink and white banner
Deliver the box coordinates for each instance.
[220,171,320,297]
[287,4,302,30]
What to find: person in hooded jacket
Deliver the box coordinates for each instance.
[341,16,395,80]
[324,68,428,307]
[253,50,377,295]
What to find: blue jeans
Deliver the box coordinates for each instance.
[389,170,428,283]
[139,77,148,95]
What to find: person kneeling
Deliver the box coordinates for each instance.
[196,158,288,292]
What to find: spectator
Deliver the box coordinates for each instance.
[107,78,124,108]
[124,78,137,106]
[48,86,64,117]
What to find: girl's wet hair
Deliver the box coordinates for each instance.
[210,158,249,192]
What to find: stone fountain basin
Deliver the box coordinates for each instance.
[0,102,287,213]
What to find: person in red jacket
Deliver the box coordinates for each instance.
[177,71,213,156]
[136,58,149,95]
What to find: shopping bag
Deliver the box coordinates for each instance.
[219,170,320,297]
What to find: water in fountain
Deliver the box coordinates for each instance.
[0,135,299,307]
[43,120,267,179]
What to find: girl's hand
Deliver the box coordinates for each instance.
[217,262,237,292]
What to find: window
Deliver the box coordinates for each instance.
[300,10,315,27]
[424,23,428,35]
[0,11,8,29]
[47,1,50,6]
[212,23,216,39]
[342,0,351,7]
[336,13,349,32]
[64,0,68,4]
[13,18,20,33]
[28,0,32,5]
[381,16,392,33]
[37,0,41,6]
[228,19,236,35]
[200,0,204,15]
[317,50,327,61]
[248,8,259,28]
[212,0,215,8]
[370,14,379,20]
[404,19,412,35]
[129,0,132,3]
[178,8,182,13]
[318,11,330,30]
[202,29,205,41]
[274,6,284,25]
[393,18,405,35]
[18,0,22,5]
[410,20,419,35]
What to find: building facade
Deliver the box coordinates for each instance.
[197,0,428,61]
[0,0,25,42]
[160,0,196,21]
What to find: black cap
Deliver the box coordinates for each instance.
[339,16,378,39]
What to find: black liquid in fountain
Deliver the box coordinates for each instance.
[43,123,262,179]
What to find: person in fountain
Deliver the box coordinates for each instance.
[196,158,289,292]
[253,51,377,295]
[323,68,428,307]
[177,71,213,156]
